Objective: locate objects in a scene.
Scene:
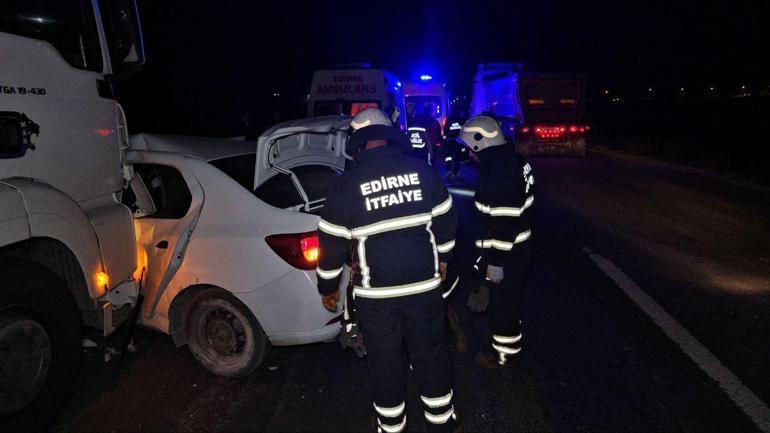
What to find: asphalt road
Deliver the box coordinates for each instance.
[54,150,770,433]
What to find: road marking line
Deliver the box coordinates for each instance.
[584,247,770,433]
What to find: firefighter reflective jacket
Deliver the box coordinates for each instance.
[445,113,465,141]
[316,145,458,299]
[474,145,534,265]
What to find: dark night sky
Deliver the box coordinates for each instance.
[121,0,770,136]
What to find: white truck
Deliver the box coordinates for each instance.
[470,63,525,140]
[470,63,588,156]
[0,0,146,428]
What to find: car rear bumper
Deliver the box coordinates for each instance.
[233,265,349,346]
[267,323,342,346]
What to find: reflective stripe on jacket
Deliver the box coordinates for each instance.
[317,145,458,299]
[473,145,534,265]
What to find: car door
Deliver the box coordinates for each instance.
[127,151,204,320]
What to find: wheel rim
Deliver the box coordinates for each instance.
[0,314,52,415]
[196,307,247,357]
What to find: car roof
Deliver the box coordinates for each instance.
[129,116,351,163]
[129,133,255,162]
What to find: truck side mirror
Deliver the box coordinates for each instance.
[0,112,39,159]
[100,0,145,81]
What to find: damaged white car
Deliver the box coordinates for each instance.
[125,116,351,377]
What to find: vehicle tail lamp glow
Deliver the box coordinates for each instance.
[520,126,530,134]
[534,126,566,139]
[301,236,319,262]
[96,271,110,288]
[266,231,320,270]
[534,125,589,138]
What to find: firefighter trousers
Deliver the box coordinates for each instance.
[488,247,531,361]
[356,289,458,433]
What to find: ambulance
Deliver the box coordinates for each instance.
[404,76,449,133]
[307,66,407,131]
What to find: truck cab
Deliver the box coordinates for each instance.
[0,0,145,428]
[306,66,408,132]
[470,63,525,141]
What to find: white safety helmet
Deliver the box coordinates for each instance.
[350,107,392,131]
[346,108,407,159]
[458,116,506,152]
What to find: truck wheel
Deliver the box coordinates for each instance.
[185,288,270,377]
[0,260,82,431]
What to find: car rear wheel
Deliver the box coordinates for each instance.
[0,260,82,431]
[185,288,270,377]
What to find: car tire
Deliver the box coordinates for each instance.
[185,288,270,377]
[0,259,82,432]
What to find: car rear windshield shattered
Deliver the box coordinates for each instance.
[210,154,339,214]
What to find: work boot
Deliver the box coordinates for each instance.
[446,306,468,354]
[474,351,509,369]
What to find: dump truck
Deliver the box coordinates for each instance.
[470,63,588,156]
[515,72,589,156]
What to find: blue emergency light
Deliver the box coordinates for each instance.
[419,74,432,81]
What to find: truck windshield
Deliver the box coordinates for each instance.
[405,96,442,119]
[0,0,102,72]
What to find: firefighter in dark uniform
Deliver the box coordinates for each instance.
[458,116,534,369]
[443,106,467,180]
[317,108,460,432]
[407,103,441,166]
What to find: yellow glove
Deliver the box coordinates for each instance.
[322,290,339,312]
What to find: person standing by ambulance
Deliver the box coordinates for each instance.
[317,108,460,432]
[407,103,442,166]
[458,116,534,369]
[443,105,467,181]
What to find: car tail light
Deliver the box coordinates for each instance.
[266,231,319,270]
[521,126,530,134]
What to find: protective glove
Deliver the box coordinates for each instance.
[339,321,366,358]
[486,265,504,284]
[439,262,448,282]
[322,290,339,312]
[467,285,490,313]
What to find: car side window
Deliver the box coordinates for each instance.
[209,153,256,191]
[254,172,303,210]
[133,163,191,219]
[292,165,339,203]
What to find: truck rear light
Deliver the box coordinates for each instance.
[266,231,319,270]
[534,125,567,139]
[567,125,589,133]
